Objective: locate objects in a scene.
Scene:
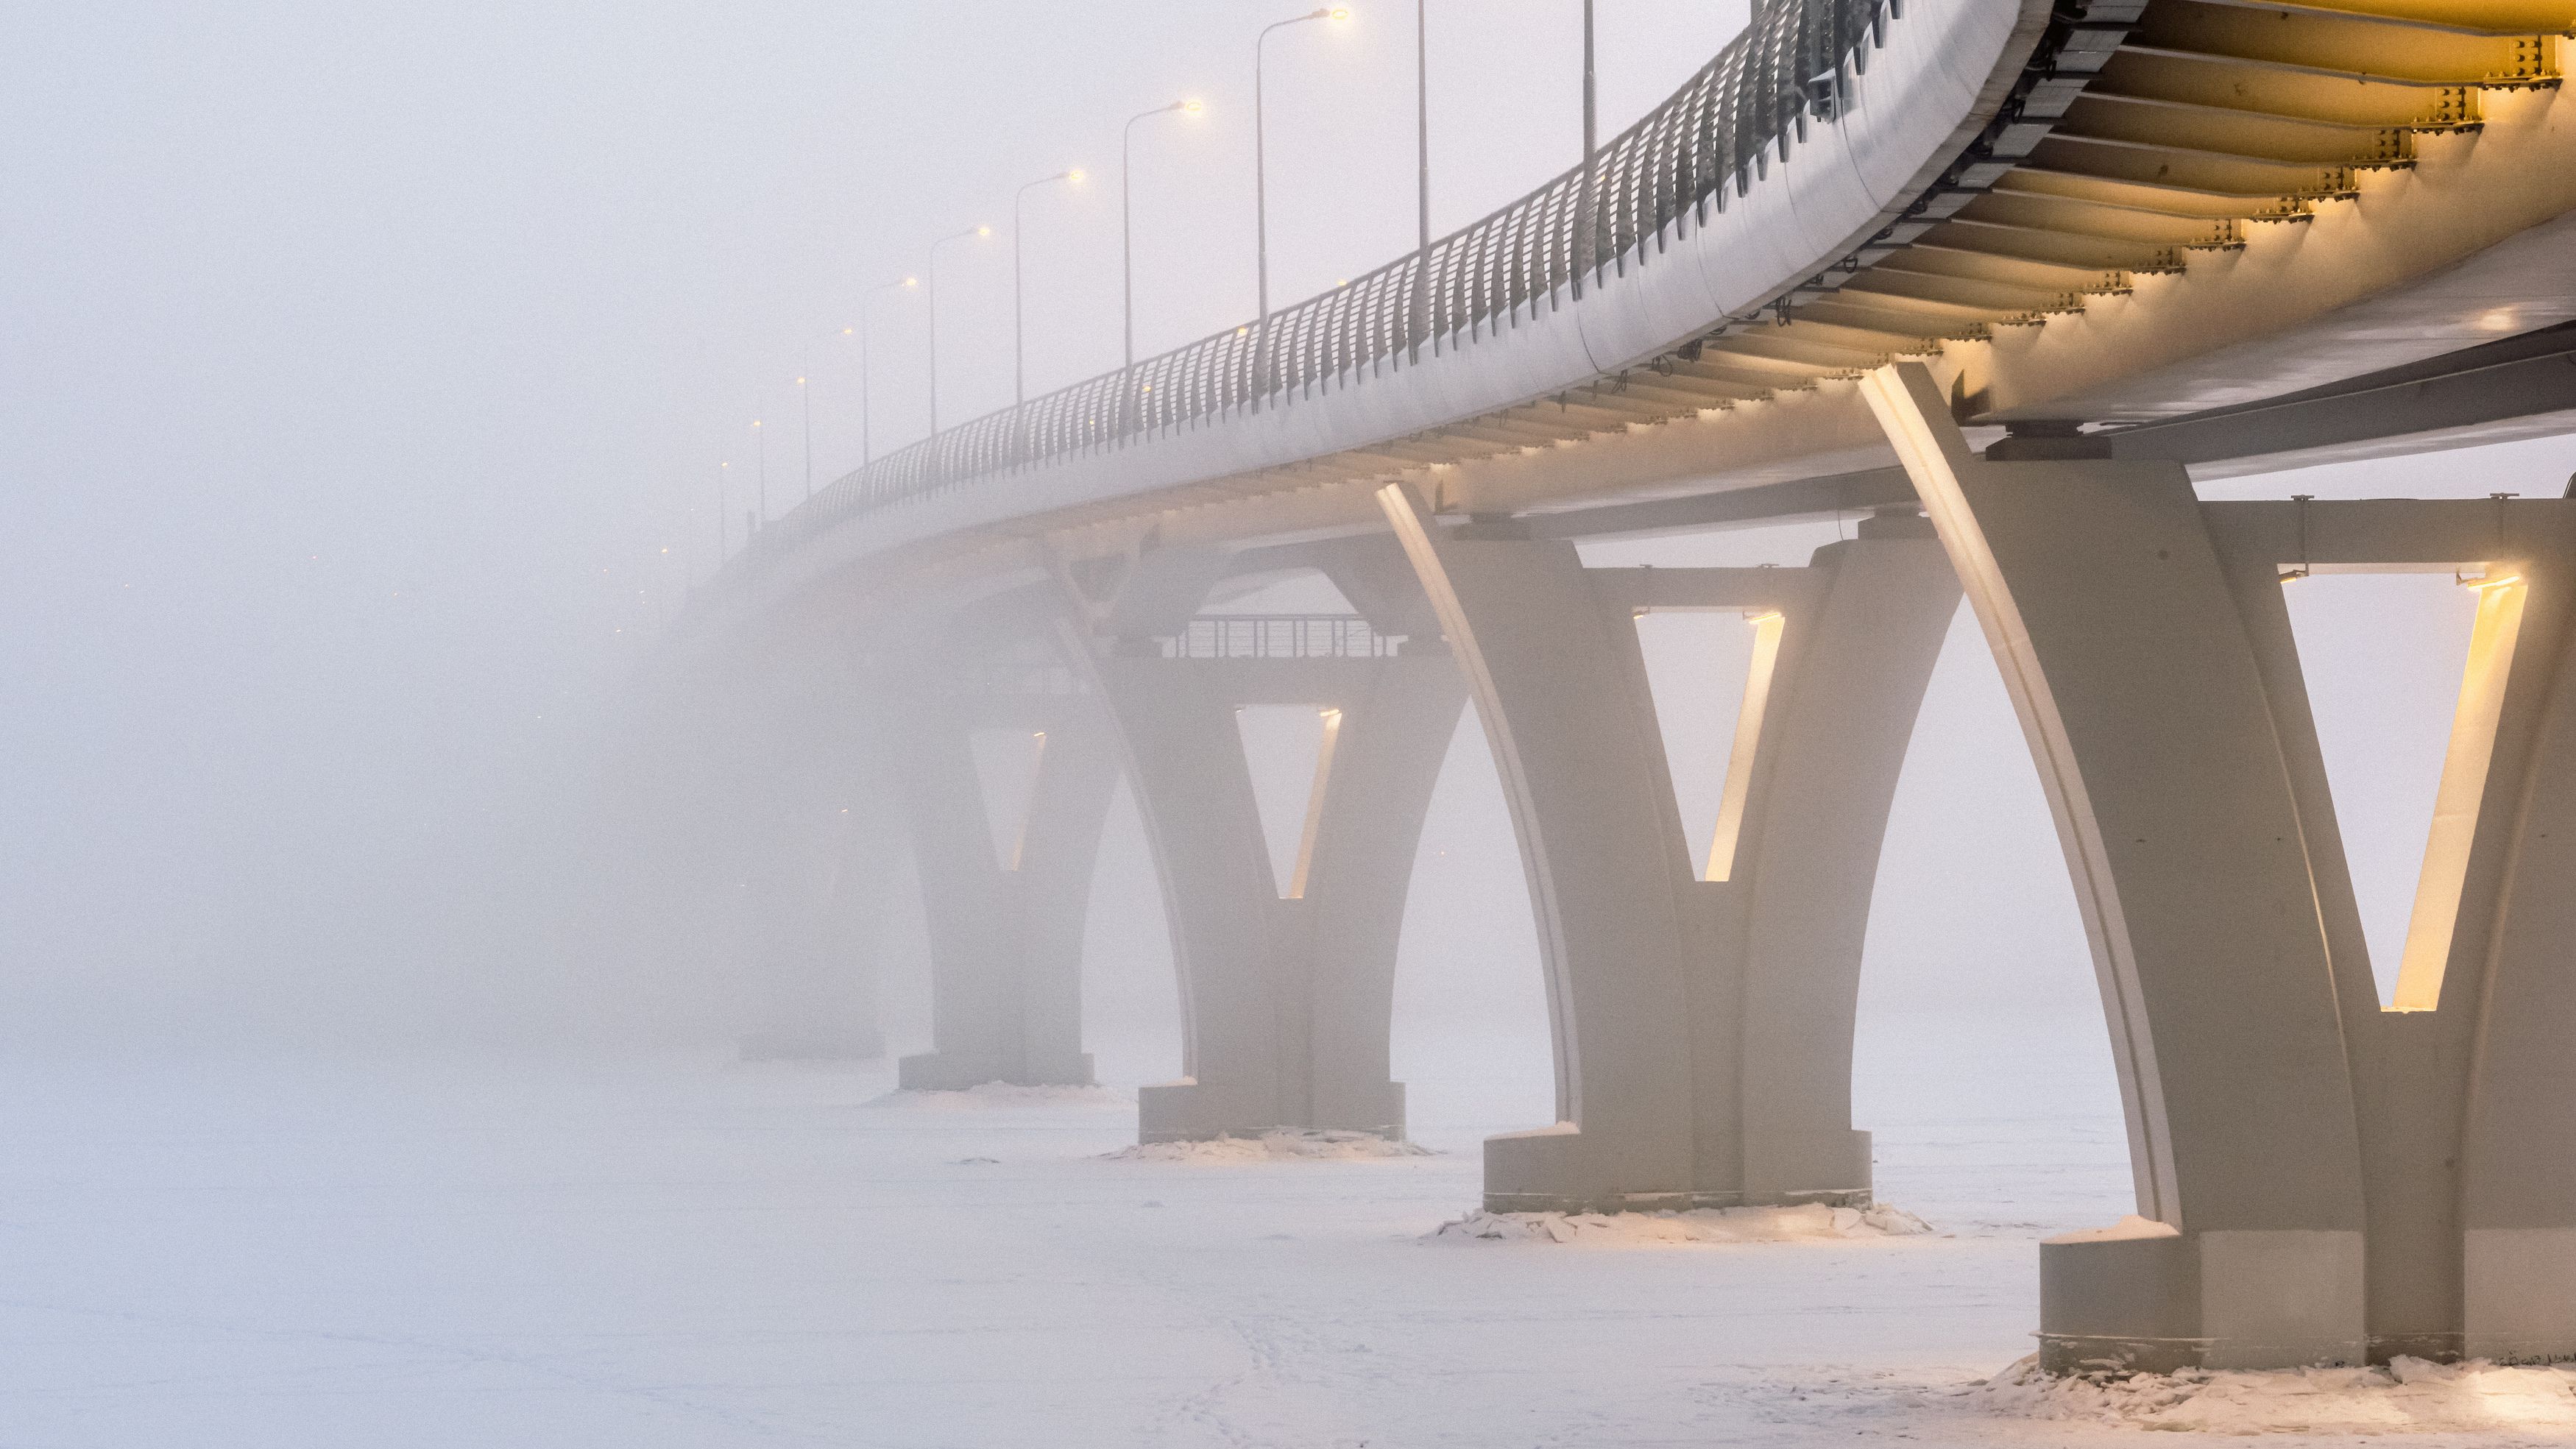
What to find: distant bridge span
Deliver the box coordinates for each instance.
[655,0,2576,1379]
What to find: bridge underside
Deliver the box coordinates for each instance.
[662,0,2576,1383]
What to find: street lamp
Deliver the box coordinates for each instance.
[1253,7,1351,406]
[1411,0,1431,359]
[856,276,918,467]
[1575,0,1598,297]
[1122,99,1202,430]
[1014,168,1083,408]
[797,372,812,500]
[927,224,992,436]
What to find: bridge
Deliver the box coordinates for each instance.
[646,0,2576,1376]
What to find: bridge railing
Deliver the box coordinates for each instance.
[1158,615,1406,660]
[754,0,1889,564]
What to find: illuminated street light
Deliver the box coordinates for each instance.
[1013,169,1083,408]
[856,277,918,466]
[1122,99,1203,431]
[1253,8,1350,406]
[927,225,991,436]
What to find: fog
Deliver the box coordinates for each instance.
[7,1,2572,1103]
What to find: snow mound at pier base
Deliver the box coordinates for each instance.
[1974,1353,2576,1436]
[1105,1130,1436,1162]
[1431,1201,1933,1245]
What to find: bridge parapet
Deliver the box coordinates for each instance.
[1156,614,1407,660]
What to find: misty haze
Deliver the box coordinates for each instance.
[11,1,2576,1444]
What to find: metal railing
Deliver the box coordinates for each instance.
[1158,615,1405,659]
[751,0,1894,563]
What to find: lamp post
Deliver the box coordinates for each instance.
[857,276,917,467]
[927,224,991,437]
[1574,0,1597,297]
[798,370,813,500]
[1014,168,1083,408]
[1122,99,1200,431]
[1410,0,1431,360]
[1253,7,1350,407]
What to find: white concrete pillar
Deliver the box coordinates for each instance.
[1865,360,2576,1371]
[1091,645,1465,1140]
[1377,483,1957,1213]
[735,796,894,1062]
[682,642,891,1064]
[888,676,1116,1091]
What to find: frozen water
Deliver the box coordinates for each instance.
[1973,1353,2576,1436]
[0,1038,2557,1447]
[1430,1201,1934,1244]
[1106,1130,1437,1163]
[863,1080,1134,1111]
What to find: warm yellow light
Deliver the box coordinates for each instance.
[1067,167,1086,183]
[1003,730,1051,873]
[2389,574,2527,1012]
[796,375,806,385]
[975,224,992,237]
[1287,708,1345,900]
[2464,571,2524,591]
[1182,99,1205,115]
[1705,609,1787,882]
[1329,6,1352,17]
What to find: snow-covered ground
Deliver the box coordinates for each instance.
[0,1042,2566,1447]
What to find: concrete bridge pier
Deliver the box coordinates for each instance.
[1376,482,1958,1214]
[1866,360,2576,1372]
[880,661,1117,1091]
[732,786,894,1063]
[669,634,891,1063]
[1098,645,1463,1141]
[1060,539,1465,1141]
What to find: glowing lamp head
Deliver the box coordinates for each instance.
[975,224,992,238]
[1181,99,1204,116]
[903,276,919,286]
[1066,167,1086,183]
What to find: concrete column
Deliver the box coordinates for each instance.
[2462,620,2576,1363]
[1090,645,1465,1140]
[673,640,890,1064]
[1864,359,2576,1371]
[736,795,894,1062]
[887,674,1117,1091]
[1376,483,1956,1214]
